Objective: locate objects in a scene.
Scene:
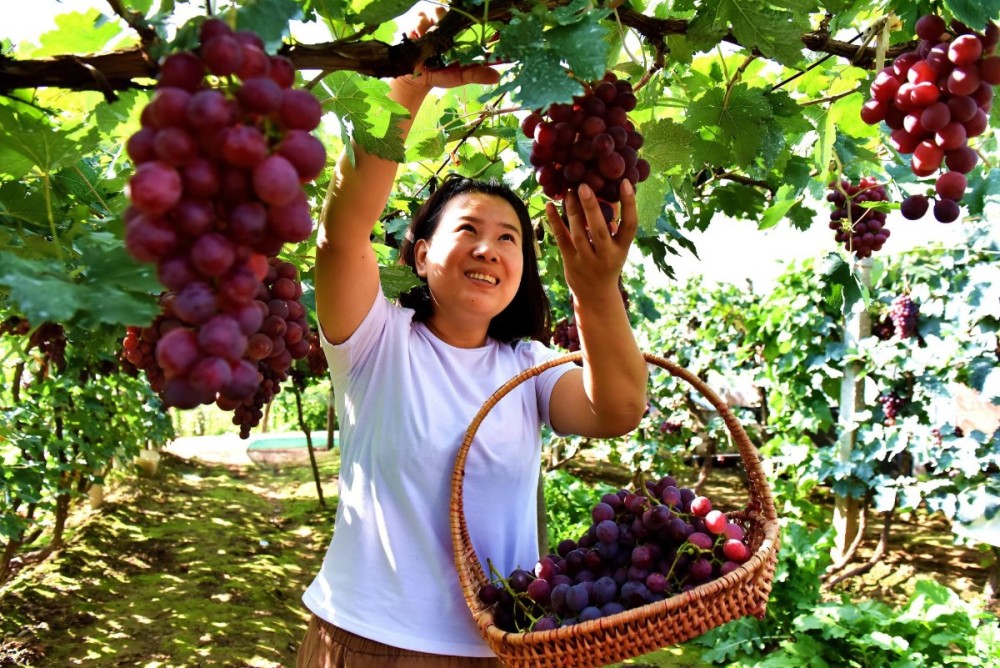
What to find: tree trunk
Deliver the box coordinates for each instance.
[293,381,325,508]
[826,498,896,587]
[832,257,873,564]
[985,546,999,606]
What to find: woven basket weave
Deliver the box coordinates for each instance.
[450,352,780,668]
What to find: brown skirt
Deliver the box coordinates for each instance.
[296,614,505,668]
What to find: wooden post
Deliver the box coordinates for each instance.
[832,257,873,563]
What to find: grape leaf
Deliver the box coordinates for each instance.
[760,183,802,230]
[355,0,419,25]
[685,84,773,168]
[946,0,1000,32]
[689,0,809,66]
[491,12,584,110]
[819,251,865,315]
[545,16,610,83]
[380,264,421,300]
[320,72,407,163]
[0,182,49,229]
[234,0,303,52]
[636,173,669,237]
[27,10,123,58]
[641,119,695,173]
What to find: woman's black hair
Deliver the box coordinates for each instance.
[398,173,551,344]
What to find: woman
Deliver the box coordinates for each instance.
[297,14,649,667]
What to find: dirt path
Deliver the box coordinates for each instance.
[0,447,339,667]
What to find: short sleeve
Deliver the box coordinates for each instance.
[319,287,389,387]
[515,340,576,430]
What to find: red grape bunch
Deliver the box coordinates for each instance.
[827,177,891,258]
[550,318,580,352]
[861,14,1000,223]
[479,474,753,632]
[520,72,650,226]
[121,19,323,434]
[888,293,920,338]
[878,391,906,426]
[0,315,30,337]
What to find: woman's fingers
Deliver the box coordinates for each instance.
[616,180,639,245]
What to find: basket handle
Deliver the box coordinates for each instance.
[450,351,777,608]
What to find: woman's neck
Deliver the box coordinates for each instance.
[423,315,489,349]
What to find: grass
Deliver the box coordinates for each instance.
[1,452,340,667]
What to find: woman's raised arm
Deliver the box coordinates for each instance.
[314,12,499,344]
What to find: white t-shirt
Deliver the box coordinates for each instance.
[302,289,574,656]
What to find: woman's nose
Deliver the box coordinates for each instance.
[473,241,499,261]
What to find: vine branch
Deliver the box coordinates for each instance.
[0,0,915,94]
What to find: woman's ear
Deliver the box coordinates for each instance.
[413,238,429,278]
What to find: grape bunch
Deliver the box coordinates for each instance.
[550,318,580,352]
[872,313,895,341]
[520,73,650,226]
[889,293,920,338]
[479,474,753,632]
[26,322,68,378]
[303,331,329,378]
[122,258,310,436]
[826,177,891,258]
[121,19,323,431]
[0,315,31,337]
[878,391,906,426]
[861,14,999,224]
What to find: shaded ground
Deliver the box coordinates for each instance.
[0,447,339,667]
[0,437,992,667]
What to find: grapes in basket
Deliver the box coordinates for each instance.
[479,474,752,632]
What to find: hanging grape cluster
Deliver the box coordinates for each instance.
[480,474,753,632]
[826,177,890,258]
[888,293,920,338]
[861,15,999,223]
[878,391,906,426]
[521,73,650,225]
[121,19,324,435]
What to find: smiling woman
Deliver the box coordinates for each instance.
[297,9,648,666]
[399,176,545,349]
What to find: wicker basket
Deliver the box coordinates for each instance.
[450,352,780,668]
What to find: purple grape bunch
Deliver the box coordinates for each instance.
[121,19,323,434]
[479,474,753,632]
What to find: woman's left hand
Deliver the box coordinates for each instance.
[544,180,639,303]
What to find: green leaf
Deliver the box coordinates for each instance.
[0,182,49,228]
[685,84,773,168]
[29,10,123,58]
[819,251,864,315]
[945,0,1000,31]
[642,119,695,173]
[355,0,419,25]
[4,127,96,175]
[234,0,303,52]
[760,183,802,230]
[380,264,421,300]
[690,0,809,66]
[319,72,407,163]
[546,17,610,83]
[636,173,669,237]
[491,11,586,110]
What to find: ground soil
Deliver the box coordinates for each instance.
[0,436,993,667]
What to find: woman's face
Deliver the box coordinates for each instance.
[413,192,525,334]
